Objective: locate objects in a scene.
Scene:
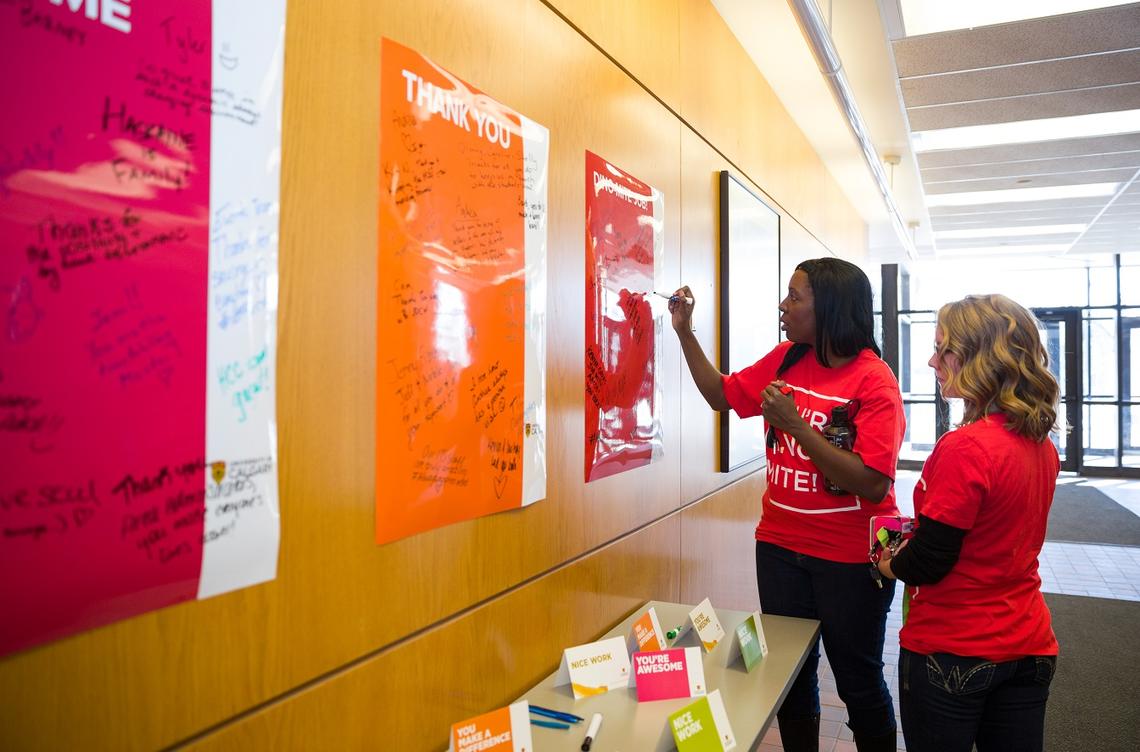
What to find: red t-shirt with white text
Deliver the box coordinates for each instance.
[900,414,1060,660]
[723,342,905,563]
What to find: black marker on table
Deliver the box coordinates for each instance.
[580,712,603,751]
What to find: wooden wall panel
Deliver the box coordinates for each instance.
[680,473,766,612]
[183,518,682,752]
[676,128,835,503]
[677,127,773,503]
[677,0,866,260]
[0,1,867,750]
[0,2,684,750]
[547,0,683,109]
[781,218,833,272]
[520,0,684,552]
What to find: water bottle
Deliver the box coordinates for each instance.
[822,404,854,495]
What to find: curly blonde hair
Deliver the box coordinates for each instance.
[936,294,1059,441]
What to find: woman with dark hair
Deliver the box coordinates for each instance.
[669,258,905,752]
[877,294,1060,752]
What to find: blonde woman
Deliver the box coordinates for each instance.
[878,294,1060,752]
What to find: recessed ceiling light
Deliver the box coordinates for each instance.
[899,0,1135,36]
[935,223,1087,239]
[912,110,1140,152]
[925,182,1119,207]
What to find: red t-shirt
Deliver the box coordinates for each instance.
[723,342,905,563]
[900,414,1060,660]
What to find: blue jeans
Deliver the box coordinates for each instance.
[756,541,897,737]
[899,648,1056,752]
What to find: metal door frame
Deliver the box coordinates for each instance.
[1035,308,1081,472]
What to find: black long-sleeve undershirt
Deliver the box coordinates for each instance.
[889,514,968,586]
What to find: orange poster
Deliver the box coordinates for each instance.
[377,39,548,544]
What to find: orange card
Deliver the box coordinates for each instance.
[449,701,532,752]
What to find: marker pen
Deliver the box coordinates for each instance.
[652,291,695,305]
[531,718,570,730]
[665,624,685,640]
[580,713,603,751]
[530,704,584,723]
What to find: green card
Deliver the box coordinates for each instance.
[735,612,767,672]
[668,689,737,751]
[724,611,768,672]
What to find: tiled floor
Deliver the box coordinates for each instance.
[754,471,1140,751]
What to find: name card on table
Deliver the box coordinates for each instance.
[725,611,768,671]
[553,635,631,698]
[633,647,706,702]
[678,598,726,652]
[668,689,737,751]
[628,606,666,654]
[448,701,532,752]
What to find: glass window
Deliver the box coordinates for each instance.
[866,262,884,308]
[908,257,1098,310]
[1084,311,1117,401]
[1121,255,1140,305]
[1088,263,1117,306]
[1083,404,1118,467]
[948,398,964,428]
[900,313,936,399]
[901,402,936,461]
[1125,406,1140,468]
[897,254,1138,474]
[1038,319,1068,392]
[1124,310,1140,403]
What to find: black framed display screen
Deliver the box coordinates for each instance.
[718,171,780,472]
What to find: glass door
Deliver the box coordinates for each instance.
[1035,308,1081,472]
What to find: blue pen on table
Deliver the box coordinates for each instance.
[531,718,571,730]
[530,704,584,723]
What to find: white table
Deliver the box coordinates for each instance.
[516,600,821,750]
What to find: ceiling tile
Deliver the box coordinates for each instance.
[923,167,1136,193]
[916,133,1140,168]
[931,210,1101,229]
[1070,238,1132,252]
[921,151,1140,182]
[899,49,1140,107]
[935,234,1082,249]
[907,83,1140,130]
[892,4,1140,77]
[928,196,1112,214]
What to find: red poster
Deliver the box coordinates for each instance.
[584,151,664,482]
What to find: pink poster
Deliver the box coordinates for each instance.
[0,1,286,656]
[584,151,664,482]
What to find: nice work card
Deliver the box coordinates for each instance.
[668,689,736,751]
[552,635,631,698]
